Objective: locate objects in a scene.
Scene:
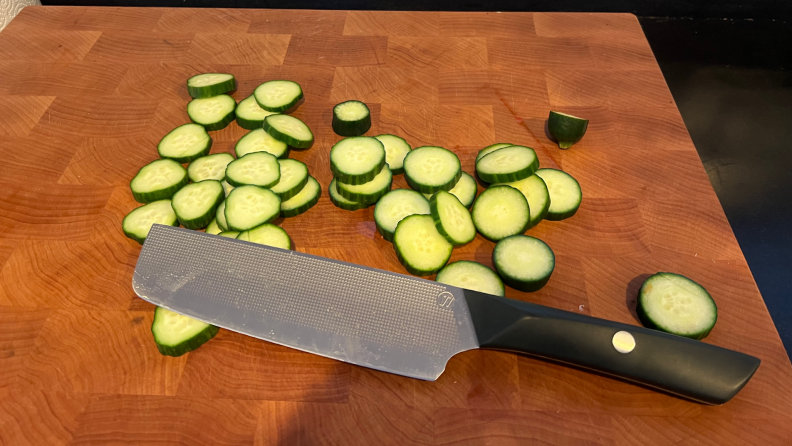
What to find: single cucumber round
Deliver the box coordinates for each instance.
[637,273,717,340]
[151,306,219,357]
[187,94,236,131]
[493,235,555,292]
[235,95,278,130]
[476,145,539,183]
[426,171,477,208]
[215,201,228,231]
[225,186,280,232]
[187,153,234,183]
[475,143,513,163]
[403,146,461,194]
[471,185,530,241]
[535,168,582,221]
[237,223,291,250]
[336,167,392,204]
[548,111,589,149]
[494,174,550,229]
[187,73,236,99]
[436,261,505,296]
[430,190,476,246]
[218,231,240,238]
[171,180,225,230]
[281,176,321,218]
[158,123,212,164]
[329,179,369,211]
[330,136,386,185]
[205,218,222,235]
[122,200,178,244]
[374,189,430,242]
[235,128,289,159]
[270,159,309,201]
[374,134,411,175]
[332,100,372,136]
[263,114,314,149]
[393,214,452,276]
[254,80,304,113]
[225,152,280,188]
[130,159,188,204]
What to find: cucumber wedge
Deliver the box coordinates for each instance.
[548,111,589,149]
[493,235,555,292]
[333,100,371,136]
[236,95,278,130]
[263,114,314,149]
[329,179,369,211]
[225,186,281,232]
[476,145,539,183]
[436,261,505,296]
[254,80,303,113]
[535,168,582,221]
[130,159,188,204]
[336,167,392,205]
[237,224,291,250]
[430,190,476,246]
[330,137,386,185]
[393,214,452,276]
[171,180,224,230]
[374,189,430,242]
[151,307,219,357]
[187,95,236,131]
[374,134,411,175]
[205,218,222,235]
[225,152,280,188]
[281,176,321,218]
[403,146,461,194]
[187,73,236,99]
[638,273,717,340]
[235,128,289,159]
[494,174,550,229]
[471,185,530,241]
[122,200,178,244]
[475,143,512,163]
[187,153,234,183]
[158,123,212,164]
[270,159,309,201]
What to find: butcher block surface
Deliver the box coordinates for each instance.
[0,6,790,445]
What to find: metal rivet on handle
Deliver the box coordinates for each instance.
[612,331,636,354]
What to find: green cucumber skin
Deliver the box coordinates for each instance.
[275,175,310,202]
[329,180,370,211]
[281,183,322,218]
[476,153,539,184]
[492,235,554,292]
[332,101,372,137]
[331,159,385,186]
[152,314,220,357]
[375,220,396,242]
[255,82,304,113]
[263,117,314,149]
[157,129,213,164]
[637,273,717,340]
[174,185,225,230]
[544,206,578,221]
[187,77,237,99]
[337,183,391,205]
[548,111,589,149]
[395,248,446,276]
[130,171,189,204]
[429,192,475,246]
[236,114,265,130]
[122,214,178,245]
[406,169,462,195]
[192,109,236,132]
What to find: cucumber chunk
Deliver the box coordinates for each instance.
[151,306,219,357]
[205,218,222,235]
[130,159,188,204]
[270,159,309,201]
[225,152,280,188]
[493,235,555,292]
[475,143,512,163]
[263,114,314,149]
[374,189,430,242]
[471,185,530,241]
[235,128,289,159]
[436,261,505,296]
[236,95,278,130]
[330,136,386,185]
[548,111,589,149]
[237,223,291,250]
[403,146,461,194]
[329,179,369,211]
[494,174,550,229]
[187,73,236,99]
[187,153,234,183]
[430,190,476,246]
[426,171,477,208]
[218,231,240,238]
[171,180,224,230]
[374,134,411,175]
[281,176,321,217]
[158,123,212,164]
[638,273,717,340]
[225,186,281,232]
[254,80,304,113]
[336,167,392,204]
[332,100,372,136]
[393,214,452,276]
[122,200,178,244]
[215,201,228,231]
[187,94,236,131]
[535,168,582,221]
[476,145,539,183]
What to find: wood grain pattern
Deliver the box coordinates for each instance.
[0,7,790,444]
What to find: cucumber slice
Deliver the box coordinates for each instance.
[430,190,476,246]
[336,167,392,204]
[225,186,281,232]
[374,189,430,242]
[436,261,505,296]
[205,218,222,235]
[281,176,320,218]
[535,168,582,221]
[270,159,309,201]
[493,235,555,292]
[374,134,411,175]
[218,231,240,238]
[330,137,386,185]
[237,223,291,250]
[151,306,219,357]
[471,185,530,241]
[637,273,718,340]
[235,128,289,159]
[235,95,278,130]
[221,180,234,197]
[332,100,372,136]
[187,95,236,131]
[254,80,304,113]
[494,174,550,229]
[187,153,235,183]
[393,214,452,276]
[225,152,280,188]
[215,201,228,231]
[263,114,314,149]
[476,145,539,183]
[475,143,512,163]
[187,73,236,99]
[122,200,178,244]
[171,180,224,230]
[130,159,188,204]
[425,171,477,208]
[404,146,462,194]
[329,179,369,211]
[548,111,589,149]
[158,123,212,164]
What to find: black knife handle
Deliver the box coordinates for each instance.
[463,290,760,405]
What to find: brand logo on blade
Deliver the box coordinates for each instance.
[436,291,454,309]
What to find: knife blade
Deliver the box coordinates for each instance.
[133,225,760,404]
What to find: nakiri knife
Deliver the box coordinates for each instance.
[133,225,760,405]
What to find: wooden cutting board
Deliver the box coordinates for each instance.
[0,6,790,445]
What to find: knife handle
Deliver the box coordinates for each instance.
[463,290,760,404]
